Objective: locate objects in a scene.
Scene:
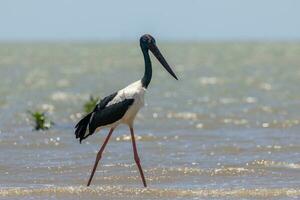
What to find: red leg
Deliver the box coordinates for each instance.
[87,128,114,186]
[129,126,147,187]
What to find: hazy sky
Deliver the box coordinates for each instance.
[1,0,300,41]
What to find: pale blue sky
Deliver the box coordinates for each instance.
[0,0,300,41]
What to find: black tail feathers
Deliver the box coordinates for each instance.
[75,113,92,143]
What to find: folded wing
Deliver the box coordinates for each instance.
[75,92,134,143]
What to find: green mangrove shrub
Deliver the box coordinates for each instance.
[28,111,54,130]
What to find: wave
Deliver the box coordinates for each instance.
[251,160,300,169]
[0,186,299,198]
[146,166,255,177]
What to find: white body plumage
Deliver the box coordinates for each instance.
[99,80,146,129]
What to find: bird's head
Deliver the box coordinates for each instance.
[140,34,178,80]
[140,34,156,49]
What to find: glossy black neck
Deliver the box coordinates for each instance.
[141,47,152,88]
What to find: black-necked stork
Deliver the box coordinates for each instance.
[75,34,178,187]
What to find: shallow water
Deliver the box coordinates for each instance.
[0,42,300,199]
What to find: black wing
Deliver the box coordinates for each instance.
[88,98,134,133]
[74,92,134,143]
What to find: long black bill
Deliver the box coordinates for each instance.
[149,44,178,80]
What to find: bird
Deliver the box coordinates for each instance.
[74,34,178,187]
